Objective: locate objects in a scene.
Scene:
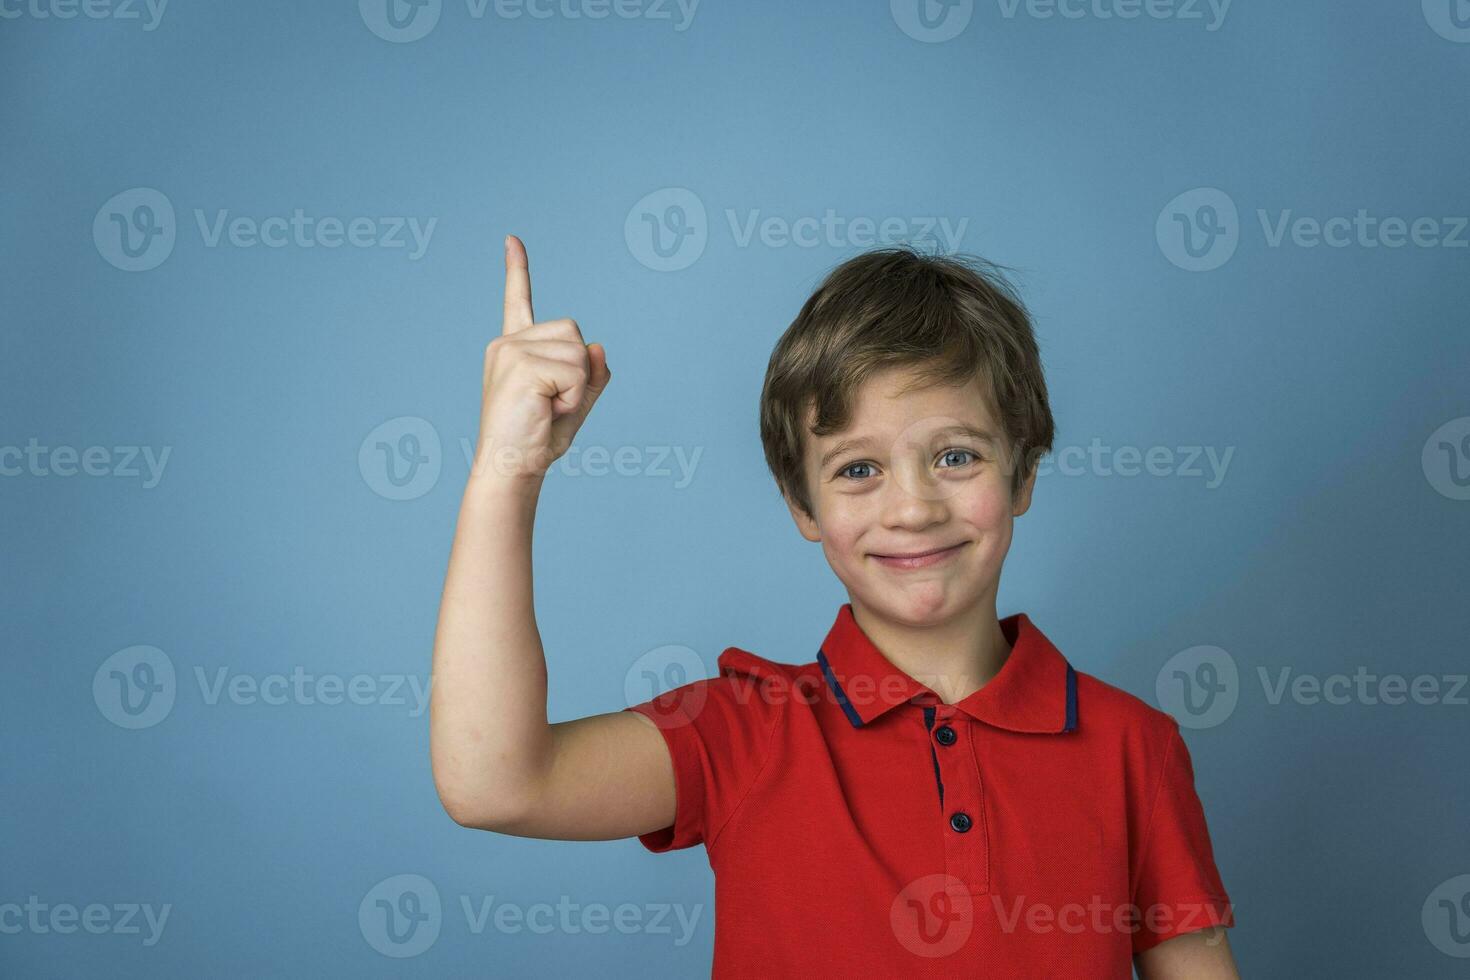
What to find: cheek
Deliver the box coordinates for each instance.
[958,489,1015,531]
[819,512,868,558]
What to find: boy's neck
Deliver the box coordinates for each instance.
[848,594,1012,705]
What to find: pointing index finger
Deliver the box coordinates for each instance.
[503,234,534,334]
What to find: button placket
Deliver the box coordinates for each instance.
[930,712,988,895]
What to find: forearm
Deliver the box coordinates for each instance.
[430,469,552,825]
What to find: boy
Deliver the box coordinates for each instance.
[430,235,1239,978]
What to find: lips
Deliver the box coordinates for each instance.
[872,543,966,560]
[868,542,970,570]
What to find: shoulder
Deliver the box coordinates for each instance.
[1072,668,1183,753]
[628,646,799,738]
[706,646,810,721]
[717,645,805,685]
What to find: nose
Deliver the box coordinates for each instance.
[879,462,952,531]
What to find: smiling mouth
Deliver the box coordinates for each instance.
[869,542,969,566]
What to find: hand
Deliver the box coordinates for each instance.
[473,235,612,481]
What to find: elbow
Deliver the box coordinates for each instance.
[430,728,547,831]
[432,771,535,832]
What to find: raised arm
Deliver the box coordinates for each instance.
[428,235,675,840]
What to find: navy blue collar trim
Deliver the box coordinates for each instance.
[1063,663,1078,733]
[816,650,865,728]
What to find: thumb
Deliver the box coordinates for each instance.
[586,342,611,394]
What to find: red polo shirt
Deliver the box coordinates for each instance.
[624,603,1235,978]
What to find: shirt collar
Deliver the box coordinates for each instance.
[816,602,1077,733]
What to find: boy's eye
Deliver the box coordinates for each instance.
[837,449,980,481]
[939,448,978,468]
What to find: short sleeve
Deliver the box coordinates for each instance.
[1130,724,1235,954]
[622,655,784,853]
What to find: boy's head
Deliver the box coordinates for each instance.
[759,245,1055,622]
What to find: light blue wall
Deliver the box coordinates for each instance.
[3,0,1468,975]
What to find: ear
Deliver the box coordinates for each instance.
[784,491,822,543]
[1011,459,1038,518]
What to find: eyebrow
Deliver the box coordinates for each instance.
[818,425,999,470]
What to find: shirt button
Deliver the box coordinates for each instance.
[934,724,957,746]
[949,812,972,833]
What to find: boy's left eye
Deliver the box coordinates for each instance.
[939,448,978,468]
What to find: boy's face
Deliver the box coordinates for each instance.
[786,364,1036,626]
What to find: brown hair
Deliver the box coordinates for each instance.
[759,245,1056,520]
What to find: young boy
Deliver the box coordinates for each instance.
[430,235,1239,978]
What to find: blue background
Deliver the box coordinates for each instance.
[3,0,1468,975]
